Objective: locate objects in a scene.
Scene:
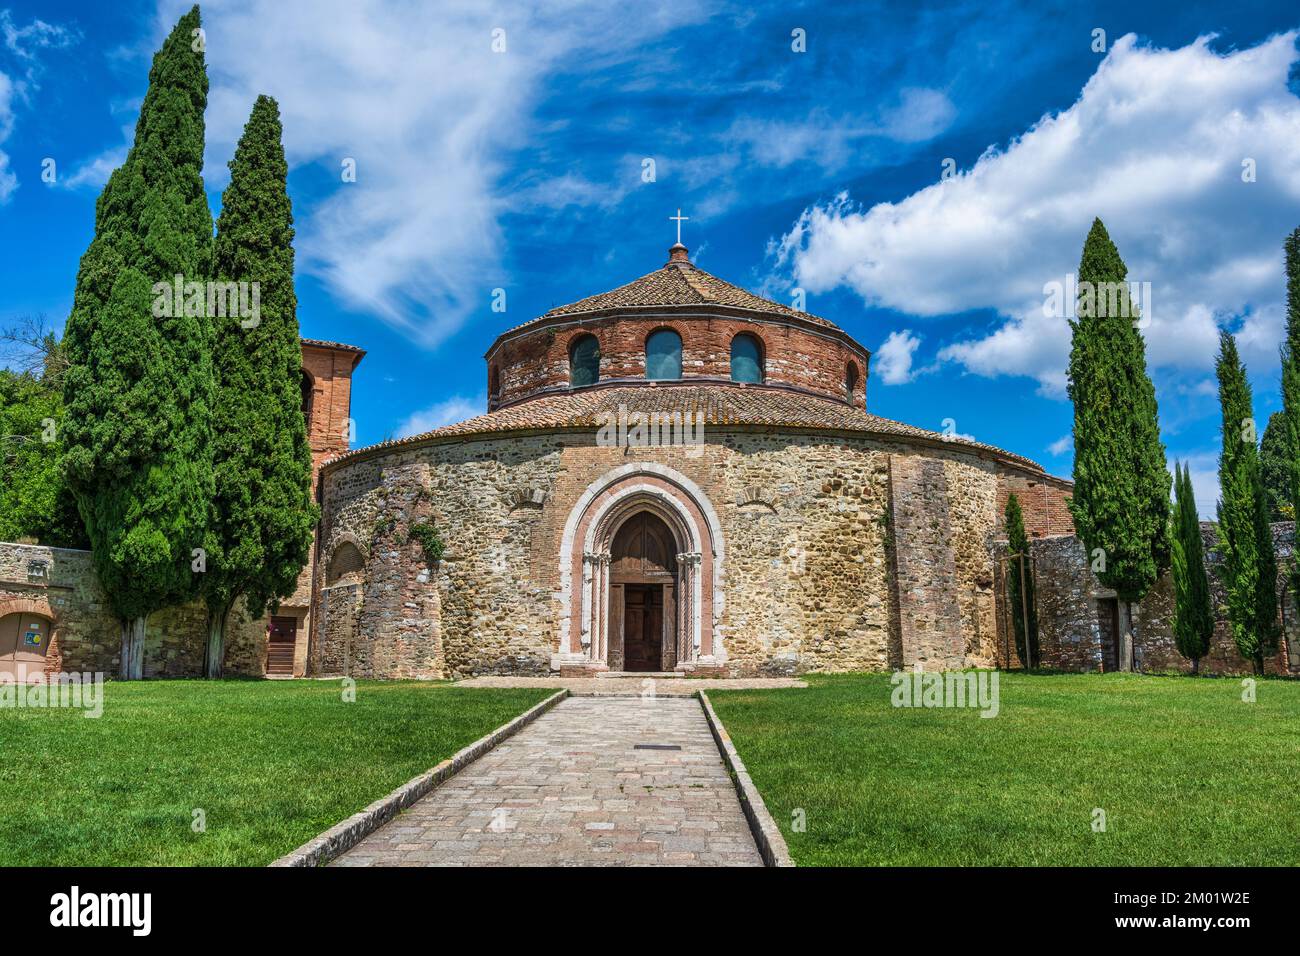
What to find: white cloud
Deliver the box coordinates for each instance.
[877,87,956,143]
[395,393,486,439]
[772,33,1300,396]
[140,0,705,349]
[1047,434,1072,457]
[0,11,77,203]
[1,11,77,64]
[874,329,923,384]
[1173,451,1221,521]
[61,144,128,189]
[0,70,15,203]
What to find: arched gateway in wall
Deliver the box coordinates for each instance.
[558,463,724,673]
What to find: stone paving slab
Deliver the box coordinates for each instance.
[331,696,764,867]
[453,675,805,696]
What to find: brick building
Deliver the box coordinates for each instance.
[309,243,1075,678]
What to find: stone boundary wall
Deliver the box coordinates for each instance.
[1030,526,1298,676]
[0,541,269,678]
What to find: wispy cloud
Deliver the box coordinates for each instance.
[396,393,486,439]
[138,0,709,349]
[0,10,78,203]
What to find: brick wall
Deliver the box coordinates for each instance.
[996,465,1075,538]
[486,312,870,411]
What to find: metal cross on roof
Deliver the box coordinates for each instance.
[670,208,689,245]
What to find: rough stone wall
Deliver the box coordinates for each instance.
[887,452,1001,670]
[486,313,869,410]
[1030,527,1297,676]
[0,542,268,678]
[314,426,1019,677]
[1027,536,1101,670]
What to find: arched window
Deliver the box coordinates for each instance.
[300,371,315,429]
[730,334,763,383]
[845,361,860,401]
[489,365,500,398]
[645,329,682,380]
[326,542,365,586]
[569,334,600,387]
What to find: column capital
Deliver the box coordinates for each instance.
[676,551,702,567]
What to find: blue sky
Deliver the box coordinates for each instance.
[2,1,1299,515]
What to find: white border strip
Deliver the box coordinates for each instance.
[270,690,569,867]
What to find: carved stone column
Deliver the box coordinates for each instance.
[584,551,612,664]
[676,551,702,662]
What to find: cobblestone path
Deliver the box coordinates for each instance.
[332,696,762,867]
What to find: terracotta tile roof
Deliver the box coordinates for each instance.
[300,337,366,355]
[500,260,839,336]
[324,382,1056,476]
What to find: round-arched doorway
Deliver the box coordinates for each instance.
[560,463,724,673]
[610,512,678,671]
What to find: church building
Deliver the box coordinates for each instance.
[308,240,1074,678]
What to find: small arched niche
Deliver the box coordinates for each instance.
[326,541,365,586]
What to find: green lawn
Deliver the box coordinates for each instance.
[708,672,1300,866]
[0,679,551,866]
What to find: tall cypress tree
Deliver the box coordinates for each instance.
[204,96,316,677]
[1215,331,1279,674]
[1170,462,1213,673]
[1066,218,1171,671]
[1258,411,1291,521]
[61,6,214,679]
[1004,493,1039,668]
[1280,227,1300,609]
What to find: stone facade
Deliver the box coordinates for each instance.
[312,424,1071,679]
[1031,526,1299,676]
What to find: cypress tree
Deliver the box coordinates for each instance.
[1258,411,1291,521]
[203,96,316,677]
[1280,227,1300,609]
[1170,462,1213,673]
[1004,493,1038,668]
[61,6,214,679]
[1215,331,1279,674]
[1066,218,1171,670]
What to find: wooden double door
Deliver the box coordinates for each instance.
[622,585,664,672]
